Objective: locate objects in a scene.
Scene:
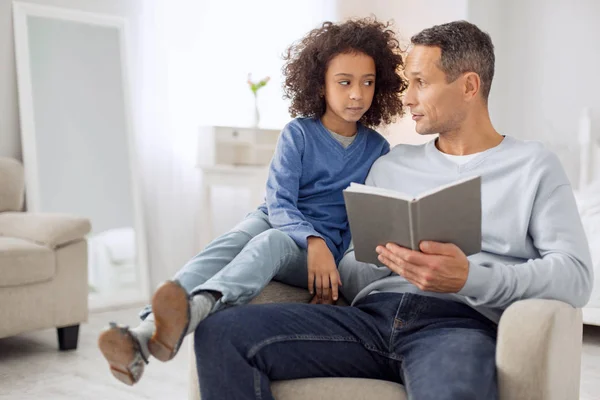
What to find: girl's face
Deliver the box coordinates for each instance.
[322,51,376,135]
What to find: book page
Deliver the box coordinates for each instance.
[415,175,481,201]
[346,183,413,202]
[414,176,482,256]
[343,189,413,265]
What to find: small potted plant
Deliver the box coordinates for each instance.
[247,73,270,127]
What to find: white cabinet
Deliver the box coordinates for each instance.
[197,125,280,167]
[196,125,281,247]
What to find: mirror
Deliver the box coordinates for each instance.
[13,2,149,309]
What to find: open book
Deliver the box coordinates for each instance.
[343,176,482,265]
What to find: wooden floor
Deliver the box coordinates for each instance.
[1,307,600,399]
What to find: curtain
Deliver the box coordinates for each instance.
[134,0,339,290]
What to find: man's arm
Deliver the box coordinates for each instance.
[458,183,593,309]
[377,183,594,309]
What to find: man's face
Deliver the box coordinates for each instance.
[403,45,467,135]
[323,52,376,125]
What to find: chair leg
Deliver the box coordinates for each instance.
[57,325,80,351]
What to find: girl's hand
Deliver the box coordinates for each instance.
[307,236,342,302]
[309,293,337,305]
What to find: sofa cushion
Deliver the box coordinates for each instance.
[0,237,55,287]
[251,281,313,304]
[272,378,407,400]
[251,281,348,306]
[251,281,350,306]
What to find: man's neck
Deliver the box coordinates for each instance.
[436,112,503,156]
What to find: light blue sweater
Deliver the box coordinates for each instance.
[339,136,594,323]
[258,118,390,262]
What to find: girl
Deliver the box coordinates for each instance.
[99,17,407,386]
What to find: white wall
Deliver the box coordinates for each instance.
[469,0,600,185]
[501,0,600,142]
[466,0,507,135]
[185,0,338,132]
[337,0,469,146]
[0,0,143,161]
[469,0,600,139]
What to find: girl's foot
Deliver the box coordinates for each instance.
[98,323,149,385]
[149,280,215,362]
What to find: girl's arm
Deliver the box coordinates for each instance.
[265,125,322,250]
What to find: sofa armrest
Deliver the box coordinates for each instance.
[496,299,582,400]
[0,212,91,249]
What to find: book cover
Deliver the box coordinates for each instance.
[343,176,482,265]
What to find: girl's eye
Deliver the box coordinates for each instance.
[339,81,350,86]
[364,80,374,86]
[418,79,425,86]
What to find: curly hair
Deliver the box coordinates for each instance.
[282,18,407,128]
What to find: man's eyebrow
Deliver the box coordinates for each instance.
[405,70,421,77]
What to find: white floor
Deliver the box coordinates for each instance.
[0,306,189,400]
[0,306,599,399]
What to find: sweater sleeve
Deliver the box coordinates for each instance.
[338,163,395,301]
[381,140,391,157]
[458,162,594,309]
[265,125,322,249]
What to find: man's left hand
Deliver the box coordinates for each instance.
[376,241,469,293]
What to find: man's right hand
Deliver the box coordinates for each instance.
[307,236,342,302]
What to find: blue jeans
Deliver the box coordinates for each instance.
[194,293,498,400]
[140,210,308,318]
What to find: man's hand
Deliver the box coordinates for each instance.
[307,236,342,301]
[376,241,469,293]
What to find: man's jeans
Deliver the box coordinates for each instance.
[140,210,308,319]
[194,292,498,400]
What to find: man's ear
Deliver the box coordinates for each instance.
[463,72,481,101]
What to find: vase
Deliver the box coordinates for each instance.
[253,96,260,128]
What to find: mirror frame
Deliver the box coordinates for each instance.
[12,1,150,309]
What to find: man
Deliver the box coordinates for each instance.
[193,21,593,400]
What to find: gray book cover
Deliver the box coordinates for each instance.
[343,176,482,265]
